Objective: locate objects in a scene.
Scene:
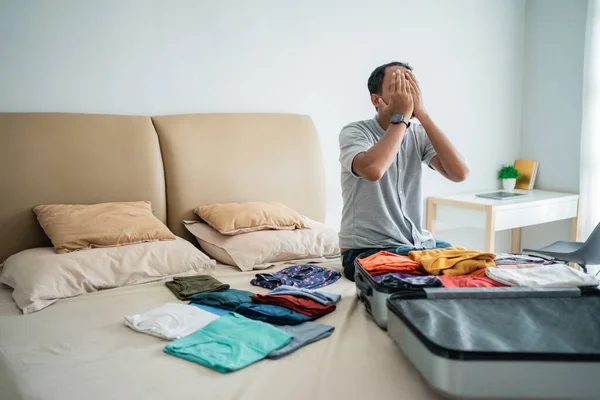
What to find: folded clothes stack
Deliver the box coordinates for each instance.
[125,265,341,374]
[357,247,496,289]
[494,253,555,268]
[251,293,336,318]
[269,285,341,305]
[357,247,598,289]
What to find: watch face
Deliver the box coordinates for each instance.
[391,113,404,123]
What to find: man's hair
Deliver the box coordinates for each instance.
[367,61,413,95]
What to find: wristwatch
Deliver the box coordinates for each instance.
[390,113,411,128]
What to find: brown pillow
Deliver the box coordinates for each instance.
[33,201,176,253]
[194,201,309,235]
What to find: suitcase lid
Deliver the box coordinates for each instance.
[387,287,600,362]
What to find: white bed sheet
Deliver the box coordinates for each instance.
[0,260,440,400]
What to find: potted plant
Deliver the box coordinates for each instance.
[498,165,520,191]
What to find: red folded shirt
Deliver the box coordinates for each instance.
[439,275,507,288]
[251,294,336,318]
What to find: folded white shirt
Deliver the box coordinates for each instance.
[125,302,219,340]
[486,264,598,288]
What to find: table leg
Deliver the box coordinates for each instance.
[511,228,521,253]
[568,200,581,269]
[485,207,496,253]
[571,216,580,242]
[427,198,436,237]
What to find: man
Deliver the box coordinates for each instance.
[339,61,470,281]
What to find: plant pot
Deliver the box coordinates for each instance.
[502,178,516,191]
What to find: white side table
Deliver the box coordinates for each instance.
[426,190,580,253]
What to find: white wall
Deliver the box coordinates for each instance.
[0,0,526,249]
[519,0,588,251]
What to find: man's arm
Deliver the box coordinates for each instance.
[418,114,470,182]
[352,123,407,181]
[407,72,470,182]
[353,71,414,181]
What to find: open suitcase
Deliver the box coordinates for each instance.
[354,256,399,329]
[387,286,600,399]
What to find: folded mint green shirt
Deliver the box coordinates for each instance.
[164,312,292,373]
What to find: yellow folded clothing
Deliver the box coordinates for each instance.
[408,247,496,276]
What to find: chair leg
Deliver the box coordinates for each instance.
[570,263,588,273]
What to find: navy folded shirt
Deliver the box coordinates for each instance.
[251,264,341,290]
[234,303,312,325]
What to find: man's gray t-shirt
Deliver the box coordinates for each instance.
[338,116,437,250]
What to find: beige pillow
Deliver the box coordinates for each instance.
[0,237,216,314]
[183,217,340,271]
[194,201,309,235]
[33,201,176,253]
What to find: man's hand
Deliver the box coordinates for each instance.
[404,71,470,182]
[377,70,413,119]
[406,72,427,120]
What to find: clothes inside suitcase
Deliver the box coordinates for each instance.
[354,256,443,329]
[387,287,600,399]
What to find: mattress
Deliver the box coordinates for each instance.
[0,260,441,400]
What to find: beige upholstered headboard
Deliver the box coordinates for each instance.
[0,113,167,262]
[152,113,326,242]
[0,112,326,261]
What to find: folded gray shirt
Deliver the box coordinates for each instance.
[268,285,341,305]
[268,322,334,360]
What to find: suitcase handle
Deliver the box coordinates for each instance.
[355,272,373,296]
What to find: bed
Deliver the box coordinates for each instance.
[0,112,440,400]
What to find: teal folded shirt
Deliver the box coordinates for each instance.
[164,312,292,373]
[189,289,254,310]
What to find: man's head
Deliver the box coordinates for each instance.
[368,61,413,111]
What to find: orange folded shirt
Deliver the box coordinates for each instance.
[468,268,489,277]
[357,251,426,276]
